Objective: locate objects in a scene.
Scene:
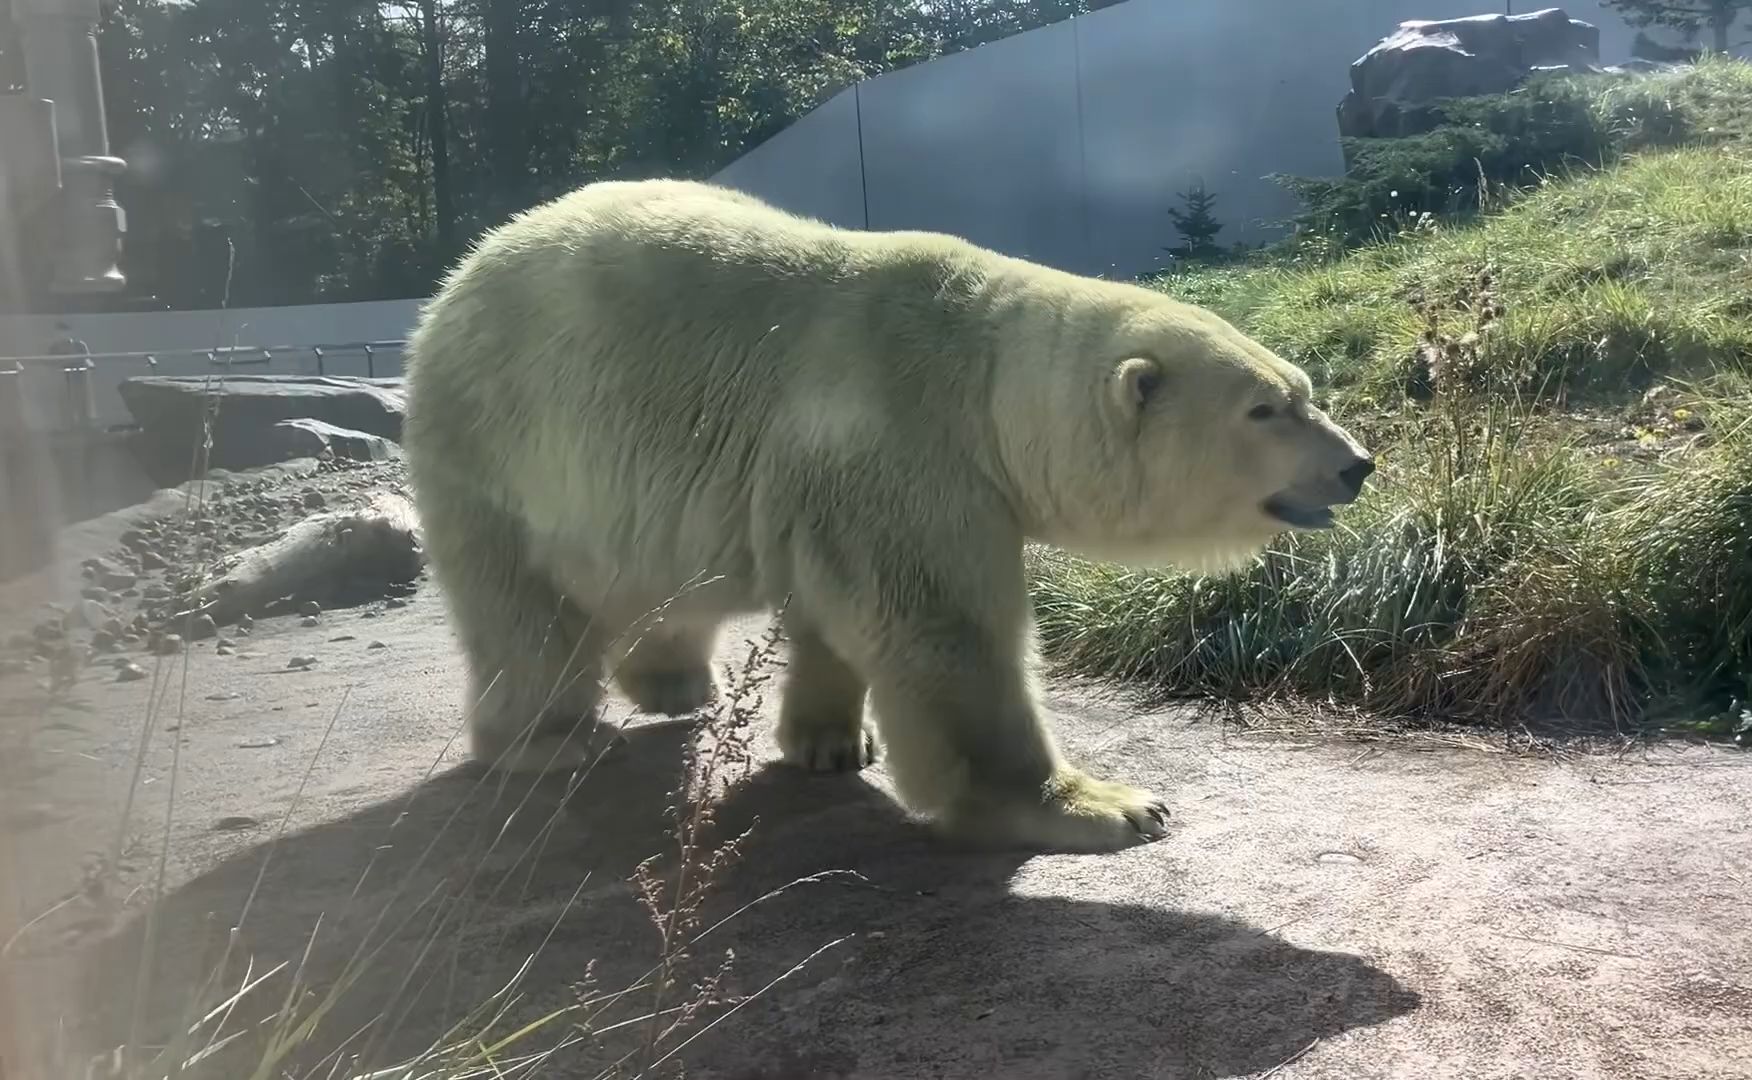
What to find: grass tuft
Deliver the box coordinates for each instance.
[1039,63,1752,737]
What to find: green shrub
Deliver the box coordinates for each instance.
[1272,58,1752,248]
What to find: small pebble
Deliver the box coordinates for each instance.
[237,736,281,749]
[213,815,260,832]
[367,640,387,650]
[204,691,242,701]
[115,662,148,683]
[287,655,317,670]
[215,642,235,656]
[329,635,356,643]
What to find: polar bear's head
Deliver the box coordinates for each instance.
[1001,292,1374,573]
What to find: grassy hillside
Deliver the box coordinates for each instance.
[1029,58,1752,742]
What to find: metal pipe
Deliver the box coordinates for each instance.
[9,0,127,296]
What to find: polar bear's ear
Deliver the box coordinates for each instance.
[1112,357,1164,413]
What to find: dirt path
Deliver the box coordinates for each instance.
[2,470,1748,1080]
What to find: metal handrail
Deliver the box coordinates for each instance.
[0,338,408,368]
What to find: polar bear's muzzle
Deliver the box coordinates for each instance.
[1262,425,1375,531]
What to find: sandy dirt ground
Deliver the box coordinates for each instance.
[1,462,1749,1080]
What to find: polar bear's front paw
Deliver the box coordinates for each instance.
[778,720,880,773]
[947,771,1171,853]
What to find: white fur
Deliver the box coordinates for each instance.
[402,178,1370,852]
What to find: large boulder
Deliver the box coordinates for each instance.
[118,374,406,474]
[1338,8,1603,141]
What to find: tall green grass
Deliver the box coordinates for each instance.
[1036,61,1752,734]
[1031,376,1752,732]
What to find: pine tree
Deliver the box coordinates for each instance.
[1164,183,1225,261]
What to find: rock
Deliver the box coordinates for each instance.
[117,375,405,473]
[99,569,138,591]
[216,642,235,656]
[138,549,167,570]
[80,585,112,603]
[1338,9,1603,142]
[238,614,254,632]
[90,630,115,652]
[188,495,425,626]
[155,634,184,656]
[269,419,402,467]
[287,655,317,669]
[115,662,148,683]
[70,598,111,629]
[189,613,219,640]
[367,640,387,650]
[300,615,320,627]
[143,584,170,601]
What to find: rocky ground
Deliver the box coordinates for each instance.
[1,456,1749,1080]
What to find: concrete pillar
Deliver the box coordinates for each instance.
[9,0,127,296]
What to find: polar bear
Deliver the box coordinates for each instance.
[402,178,1373,853]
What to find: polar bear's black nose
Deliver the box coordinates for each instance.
[1339,456,1375,497]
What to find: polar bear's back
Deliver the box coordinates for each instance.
[402,180,994,609]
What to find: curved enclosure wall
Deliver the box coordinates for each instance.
[712,0,1645,280]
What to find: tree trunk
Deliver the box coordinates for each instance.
[484,0,529,219]
[417,0,455,256]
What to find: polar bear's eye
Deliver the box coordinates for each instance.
[1247,404,1276,421]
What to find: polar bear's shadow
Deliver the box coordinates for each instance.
[81,717,1418,1079]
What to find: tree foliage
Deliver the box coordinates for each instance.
[1603,0,1752,54]
[71,0,1089,308]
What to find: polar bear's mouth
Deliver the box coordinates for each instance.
[1264,495,1336,530]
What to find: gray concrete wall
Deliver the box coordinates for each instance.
[711,1,1652,279]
